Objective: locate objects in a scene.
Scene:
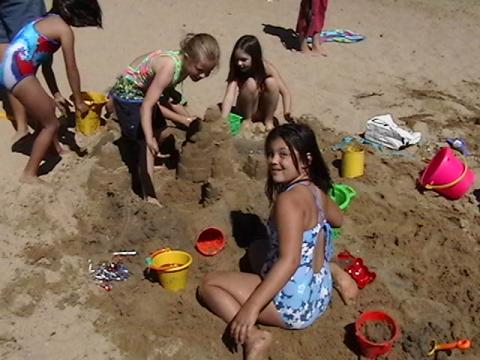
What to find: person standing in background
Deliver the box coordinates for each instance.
[0,0,47,143]
[296,0,328,55]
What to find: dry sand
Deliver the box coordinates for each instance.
[1,0,480,359]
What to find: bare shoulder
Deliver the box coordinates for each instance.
[152,53,176,74]
[276,186,308,211]
[263,59,279,76]
[37,15,71,39]
[46,15,70,31]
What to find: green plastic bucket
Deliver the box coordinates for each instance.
[329,184,357,240]
[228,113,242,135]
[329,184,357,211]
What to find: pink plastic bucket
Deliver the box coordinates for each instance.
[419,147,475,200]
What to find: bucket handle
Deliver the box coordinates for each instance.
[343,184,357,198]
[332,184,357,200]
[423,159,469,190]
[145,247,171,268]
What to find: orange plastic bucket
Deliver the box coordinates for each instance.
[355,310,400,359]
[196,227,226,256]
[419,147,475,200]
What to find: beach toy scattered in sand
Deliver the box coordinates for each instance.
[89,259,129,291]
[447,138,471,156]
[427,339,472,356]
[196,227,226,256]
[228,112,242,136]
[337,250,376,289]
[329,184,356,239]
[146,248,193,291]
[419,147,475,200]
[329,183,357,211]
[355,310,400,359]
[341,144,365,178]
[73,91,107,136]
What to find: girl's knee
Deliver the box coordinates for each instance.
[198,273,214,299]
[200,272,218,287]
[264,77,279,93]
[198,272,223,293]
[241,77,259,94]
[44,117,60,132]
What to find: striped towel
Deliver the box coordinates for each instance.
[308,29,365,43]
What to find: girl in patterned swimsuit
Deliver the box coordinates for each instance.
[109,33,220,206]
[0,0,102,184]
[199,123,357,359]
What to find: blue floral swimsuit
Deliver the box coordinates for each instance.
[260,181,334,329]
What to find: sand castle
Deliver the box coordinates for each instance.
[177,106,237,184]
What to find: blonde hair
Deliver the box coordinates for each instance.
[180,33,220,68]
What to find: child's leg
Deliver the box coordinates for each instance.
[311,33,325,55]
[12,77,59,183]
[198,271,283,358]
[0,45,30,142]
[256,77,279,131]
[299,35,310,53]
[237,78,260,121]
[9,94,30,143]
[137,138,162,207]
[105,97,115,118]
[331,262,358,305]
[296,0,311,53]
[311,0,328,54]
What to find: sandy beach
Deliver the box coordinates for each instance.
[1,0,479,359]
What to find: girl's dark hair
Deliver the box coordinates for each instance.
[265,123,332,204]
[50,0,102,28]
[227,35,267,86]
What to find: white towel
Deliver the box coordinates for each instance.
[364,114,422,150]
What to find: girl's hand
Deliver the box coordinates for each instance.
[185,116,200,127]
[54,93,73,117]
[147,137,159,155]
[230,303,259,345]
[75,101,90,117]
[284,112,296,123]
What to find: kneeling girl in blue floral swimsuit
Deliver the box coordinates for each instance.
[198,123,357,359]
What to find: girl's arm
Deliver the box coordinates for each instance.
[221,81,238,119]
[58,23,88,115]
[41,58,71,116]
[158,101,197,128]
[230,191,303,344]
[265,61,293,121]
[141,61,175,155]
[324,193,344,228]
[41,57,60,96]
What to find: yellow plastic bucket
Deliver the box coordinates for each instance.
[147,248,193,291]
[341,144,365,178]
[75,91,107,135]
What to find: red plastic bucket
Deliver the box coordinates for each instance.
[196,227,226,256]
[419,147,475,200]
[355,310,400,359]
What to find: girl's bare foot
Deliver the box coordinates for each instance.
[19,174,49,186]
[244,329,272,360]
[264,120,275,132]
[311,44,327,57]
[332,263,359,305]
[145,196,163,208]
[299,38,310,53]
